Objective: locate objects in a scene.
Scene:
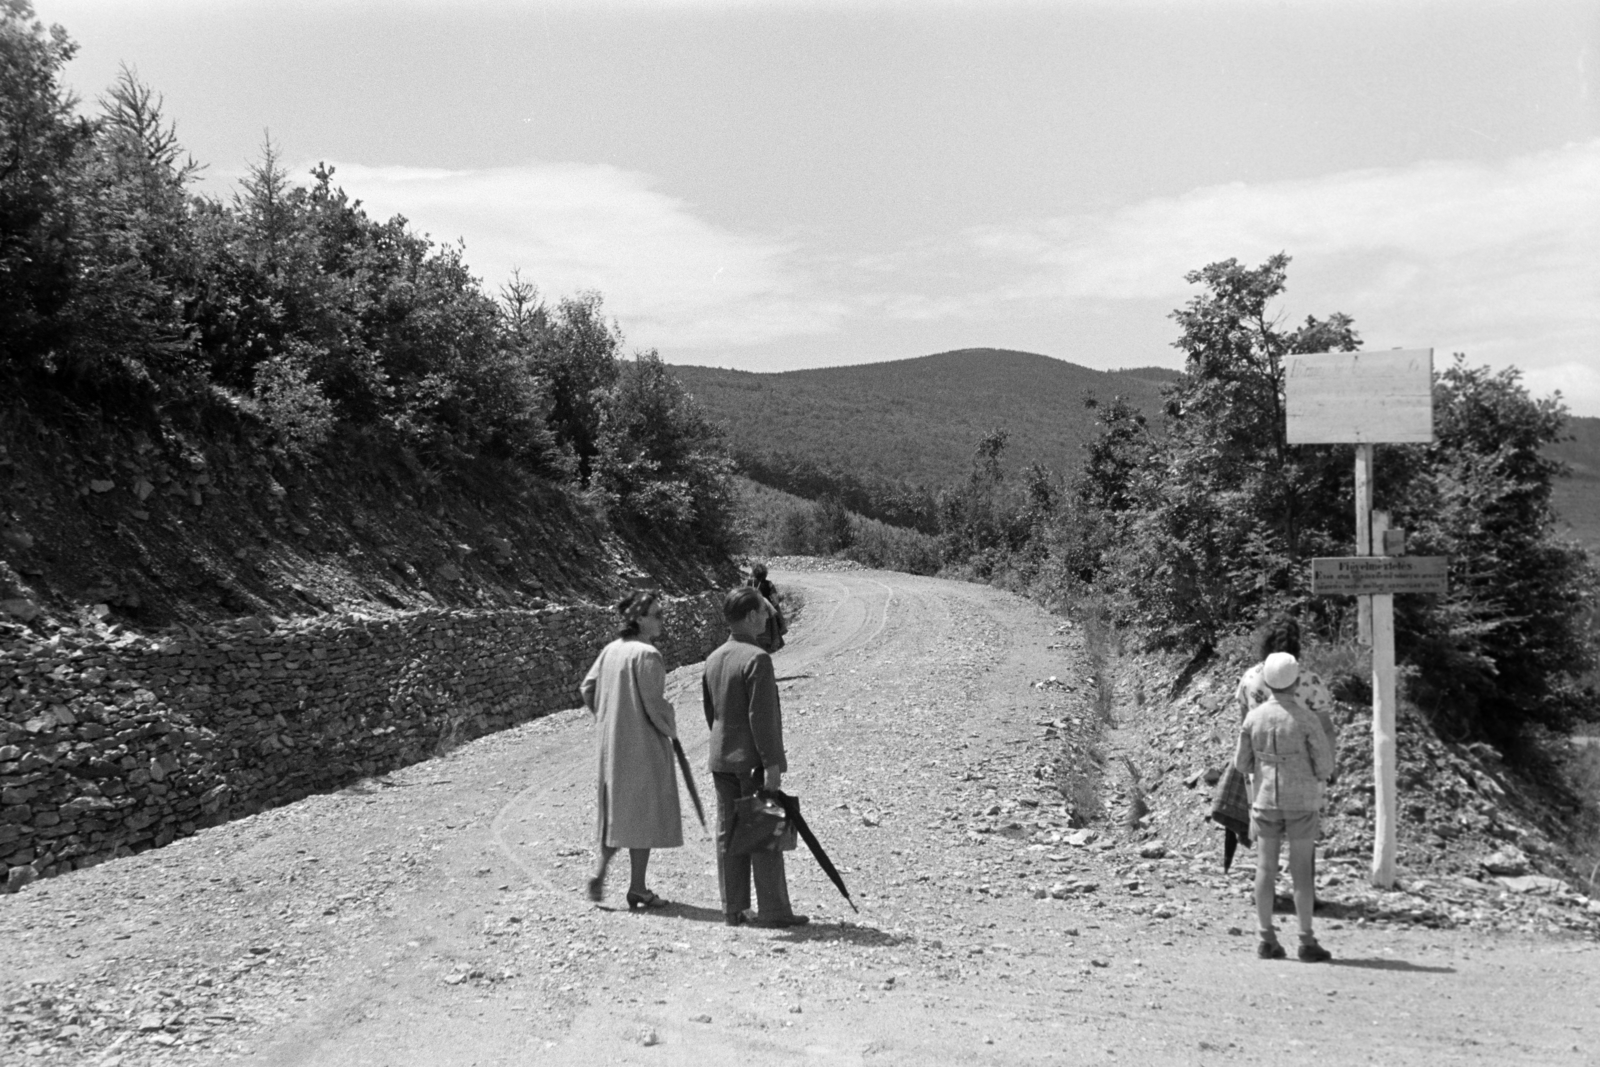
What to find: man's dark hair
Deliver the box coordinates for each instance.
[1253,614,1301,662]
[723,586,765,624]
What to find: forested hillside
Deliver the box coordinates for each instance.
[675,349,1170,486]
[677,351,1599,552]
[0,2,738,631]
[1549,415,1600,551]
[673,350,1171,531]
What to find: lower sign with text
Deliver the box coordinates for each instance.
[1311,556,1449,596]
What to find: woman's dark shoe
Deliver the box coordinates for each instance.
[626,889,669,911]
[1297,940,1333,963]
[1257,938,1287,960]
[586,875,604,903]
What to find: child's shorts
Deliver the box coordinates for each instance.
[1250,807,1320,842]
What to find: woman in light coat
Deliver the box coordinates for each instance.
[581,590,682,909]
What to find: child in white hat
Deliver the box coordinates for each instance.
[1234,652,1337,961]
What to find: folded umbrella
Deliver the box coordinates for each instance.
[767,789,858,913]
[672,739,707,830]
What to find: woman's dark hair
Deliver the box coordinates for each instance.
[1253,614,1301,662]
[616,590,661,639]
[748,562,768,581]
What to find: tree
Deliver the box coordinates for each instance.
[1077,393,1152,516]
[1100,255,1361,646]
[811,494,853,554]
[1166,254,1359,569]
[59,67,204,390]
[0,1,91,374]
[533,291,622,484]
[1065,255,1596,743]
[1387,358,1597,742]
[938,427,1012,573]
[498,268,546,346]
[591,351,736,547]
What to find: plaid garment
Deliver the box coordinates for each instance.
[1210,764,1253,870]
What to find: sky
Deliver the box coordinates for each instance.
[35,0,1600,415]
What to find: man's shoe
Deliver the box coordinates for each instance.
[1298,940,1332,963]
[725,909,754,927]
[1257,939,1287,960]
[755,913,810,928]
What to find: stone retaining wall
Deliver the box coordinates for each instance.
[0,594,726,893]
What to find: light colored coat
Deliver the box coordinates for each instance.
[580,639,682,850]
[1235,661,1338,757]
[1235,694,1334,813]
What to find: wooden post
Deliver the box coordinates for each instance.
[1370,510,1398,888]
[1355,444,1374,646]
[1288,352,1434,894]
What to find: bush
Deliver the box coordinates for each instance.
[843,514,941,575]
[252,348,334,456]
[590,352,737,548]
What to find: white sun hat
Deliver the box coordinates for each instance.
[1262,651,1300,689]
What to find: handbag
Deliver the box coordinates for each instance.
[728,791,798,854]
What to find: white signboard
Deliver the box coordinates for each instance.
[1311,556,1449,596]
[1285,349,1433,444]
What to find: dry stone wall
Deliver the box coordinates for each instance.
[0,594,726,893]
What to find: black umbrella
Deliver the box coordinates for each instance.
[672,739,707,830]
[768,789,858,913]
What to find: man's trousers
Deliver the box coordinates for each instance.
[712,770,795,920]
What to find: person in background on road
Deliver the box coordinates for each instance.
[1235,614,1337,762]
[580,590,682,910]
[745,561,787,654]
[1234,652,1336,962]
[703,586,808,928]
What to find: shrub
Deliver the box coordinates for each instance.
[591,352,737,548]
[252,348,335,456]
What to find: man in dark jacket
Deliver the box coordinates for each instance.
[702,587,807,927]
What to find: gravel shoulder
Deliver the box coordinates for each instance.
[4,569,1598,1065]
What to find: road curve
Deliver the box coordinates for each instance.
[3,569,1596,1067]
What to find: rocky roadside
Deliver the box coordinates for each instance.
[1095,644,1600,939]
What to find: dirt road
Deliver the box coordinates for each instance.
[4,569,1597,1065]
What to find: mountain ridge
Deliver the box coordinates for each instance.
[673,348,1171,492]
[676,348,1600,550]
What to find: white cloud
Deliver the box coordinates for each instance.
[319,161,851,351]
[254,146,1599,414]
[962,141,1600,412]
[1523,362,1600,423]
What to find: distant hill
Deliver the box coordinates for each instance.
[673,348,1171,492]
[676,349,1600,553]
[1550,415,1600,552]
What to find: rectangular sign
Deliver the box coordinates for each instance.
[1311,556,1449,596]
[1285,349,1433,444]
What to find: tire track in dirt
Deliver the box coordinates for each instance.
[6,570,1598,1067]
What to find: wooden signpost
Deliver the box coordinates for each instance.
[1287,348,1438,889]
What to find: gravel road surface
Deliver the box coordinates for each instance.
[4,569,1597,1065]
